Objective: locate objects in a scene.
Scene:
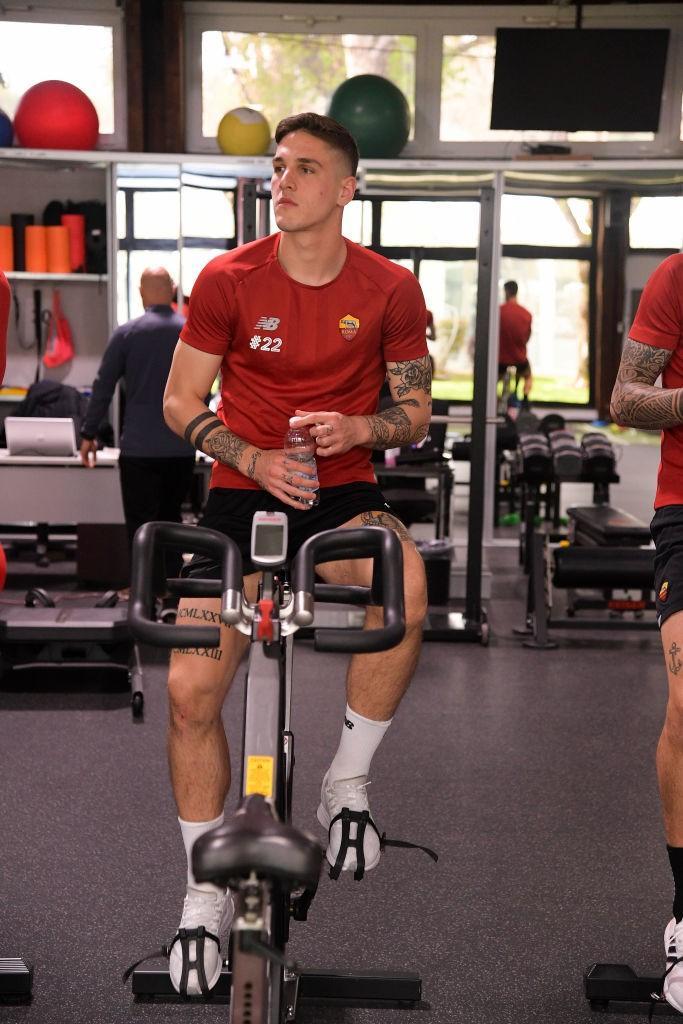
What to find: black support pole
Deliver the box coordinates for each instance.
[465,186,496,627]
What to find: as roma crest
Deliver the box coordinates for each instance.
[339,314,359,341]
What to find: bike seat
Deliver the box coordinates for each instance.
[193,795,323,890]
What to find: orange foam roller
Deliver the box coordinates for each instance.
[0,227,13,271]
[25,225,47,273]
[46,225,71,273]
[60,213,86,272]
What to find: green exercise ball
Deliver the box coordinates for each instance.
[327,74,410,158]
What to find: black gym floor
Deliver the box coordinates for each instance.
[0,439,672,1024]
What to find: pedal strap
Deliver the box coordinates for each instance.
[649,954,683,1021]
[327,808,438,882]
[380,834,439,863]
[121,926,221,998]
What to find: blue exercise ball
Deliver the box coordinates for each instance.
[0,109,13,147]
[328,74,410,158]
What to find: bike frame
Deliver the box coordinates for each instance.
[128,520,406,1023]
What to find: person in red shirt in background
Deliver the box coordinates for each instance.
[498,280,533,408]
[611,252,683,1012]
[159,113,432,996]
[0,270,9,385]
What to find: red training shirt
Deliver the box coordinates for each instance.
[180,234,428,490]
[629,253,683,509]
[498,300,532,366]
[0,271,9,384]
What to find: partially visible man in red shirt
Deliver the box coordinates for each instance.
[611,252,683,1013]
[498,280,533,407]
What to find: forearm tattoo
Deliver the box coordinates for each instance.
[205,428,249,469]
[359,510,412,544]
[183,410,261,477]
[364,355,432,449]
[183,410,216,445]
[246,450,261,480]
[610,338,683,429]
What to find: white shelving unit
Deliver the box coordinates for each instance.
[6,272,108,283]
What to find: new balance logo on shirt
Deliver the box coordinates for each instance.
[254,316,280,331]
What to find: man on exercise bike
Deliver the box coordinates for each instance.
[161,112,431,996]
[611,252,683,1012]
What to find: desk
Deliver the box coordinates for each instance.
[0,448,125,523]
[375,460,453,539]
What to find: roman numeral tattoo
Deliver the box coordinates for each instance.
[178,608,221,624]
[172,646,224,661]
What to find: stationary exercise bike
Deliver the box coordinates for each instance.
[126,513,435,1021]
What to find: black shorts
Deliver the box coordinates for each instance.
[183,481,395,579]
[651,505,683,627]
[498,360,530,377]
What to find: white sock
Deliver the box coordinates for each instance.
[327,704,392,782]
[178,813,224,893]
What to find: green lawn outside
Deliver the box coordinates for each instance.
[431,374,589,405]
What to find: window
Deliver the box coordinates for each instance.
[420,260,479,399]
[440,34,654,144]
[200,30,415,143]
[342,200,373,246]
[501,196,592,247]
[380,201,480,248]
[188,5,682,158]
[630,197,683,250]
[0,8,125,147]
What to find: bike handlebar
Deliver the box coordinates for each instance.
[292,527,405,653]
[128,522,243,648]
[128,521,406,655]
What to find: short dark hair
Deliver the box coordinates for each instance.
[274,112,359,177]
[504,280,518,298]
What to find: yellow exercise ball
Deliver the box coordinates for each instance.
[217,107,271,156]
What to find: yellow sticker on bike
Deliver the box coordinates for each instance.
[246,756,274,798]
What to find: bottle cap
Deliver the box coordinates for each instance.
[289,416,302,426]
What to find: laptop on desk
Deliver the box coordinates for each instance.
[4,417,79,457]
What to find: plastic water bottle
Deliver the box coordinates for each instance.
[284,418,319,507]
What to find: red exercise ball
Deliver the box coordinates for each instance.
[0,544,6,591]
[14,80,99,150]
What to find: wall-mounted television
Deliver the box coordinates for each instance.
[491,29,669,133]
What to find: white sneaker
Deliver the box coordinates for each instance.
[169,886,233,996]
[664,917,683,1011]
[316,772,381,880]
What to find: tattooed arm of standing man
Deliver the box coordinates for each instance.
[163,341,320,510]
[294,355,432,456]
[610,338,683,431]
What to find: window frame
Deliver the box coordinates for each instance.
[0,0,127,150]
[184,1,683,160]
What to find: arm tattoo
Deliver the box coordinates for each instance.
[364,355,432,449]
[610,338,683,430]
[205,429,249,469]
[386,356,432,398]
[182,410,256,473]
[246,450,261,480]
[183,410,216,445]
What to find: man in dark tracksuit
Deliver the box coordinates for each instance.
[80,267,195,585]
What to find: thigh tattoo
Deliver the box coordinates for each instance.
[359,510,412,544]
[172,606,224,660]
